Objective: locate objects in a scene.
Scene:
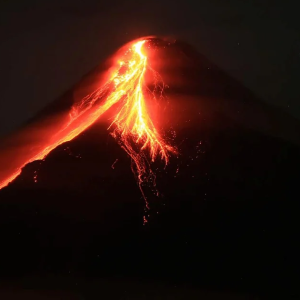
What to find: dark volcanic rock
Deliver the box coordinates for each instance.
[0,38,299,297]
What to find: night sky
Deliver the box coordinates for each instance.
[0,0,300,137]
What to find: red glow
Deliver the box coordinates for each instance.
[0,39,176,199]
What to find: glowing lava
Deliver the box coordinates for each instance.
[0,39,176,200]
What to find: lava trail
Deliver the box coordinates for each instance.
[0,39,176,196]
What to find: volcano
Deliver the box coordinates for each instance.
[0,38,299,298]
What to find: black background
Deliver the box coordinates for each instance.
[1,3,300,299]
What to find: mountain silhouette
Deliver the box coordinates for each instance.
[0,38,299,298]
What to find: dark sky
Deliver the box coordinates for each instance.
[0,0,299,137]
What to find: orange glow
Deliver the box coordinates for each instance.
[0,39,176,198]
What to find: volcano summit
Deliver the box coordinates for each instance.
[0,37,299,297]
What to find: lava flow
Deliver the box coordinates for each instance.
[0,39,176,200]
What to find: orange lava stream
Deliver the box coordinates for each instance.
[0,39,176,193]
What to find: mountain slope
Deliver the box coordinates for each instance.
[0,38,299,297]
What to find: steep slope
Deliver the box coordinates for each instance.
[0,38,299,297]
